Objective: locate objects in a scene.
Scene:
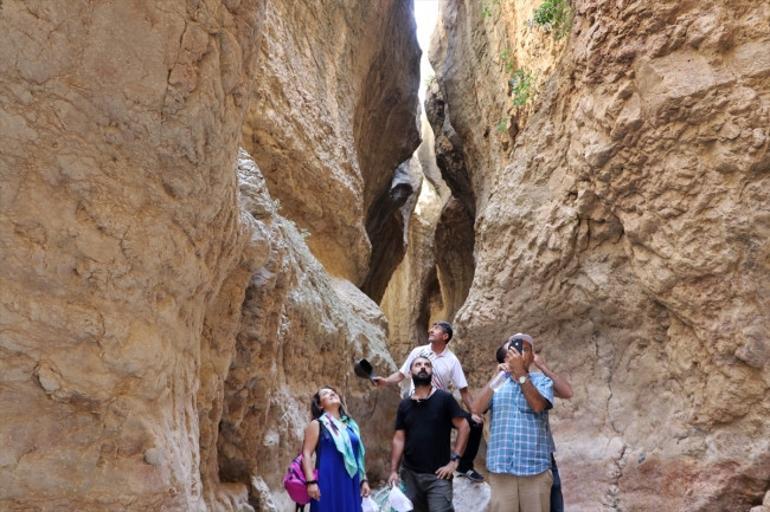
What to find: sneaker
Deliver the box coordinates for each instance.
[459,469,485,483]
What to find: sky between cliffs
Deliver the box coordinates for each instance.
[414,0,439,102]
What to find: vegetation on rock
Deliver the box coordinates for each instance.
[533,0,571,39]
[510,68,533,106]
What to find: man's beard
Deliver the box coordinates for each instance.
[412,371,432,387]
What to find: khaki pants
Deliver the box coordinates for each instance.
[489,470,552,512]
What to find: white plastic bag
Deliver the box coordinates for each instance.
[388,485,413,512]
[372,487,391,510]
[362,495,380,512]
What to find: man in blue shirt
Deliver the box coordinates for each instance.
[473,333,554,512]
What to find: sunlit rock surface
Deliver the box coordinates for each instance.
[0,0,418,509]
[429,0,770,510]
[0,1,265,509]
[214,152,399,511]
[242,0,421,285]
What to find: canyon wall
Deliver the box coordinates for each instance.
[381,111,477,361]
[429,0,769,510]
[211,152,400,511]
[0,1,419,510]
[241,0,421,286]
[0,1,264,509]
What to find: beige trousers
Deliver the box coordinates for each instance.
[489,470,552,512]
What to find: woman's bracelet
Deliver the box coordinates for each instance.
[305,480,318,486]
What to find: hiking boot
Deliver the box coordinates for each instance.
[459,469,485,483]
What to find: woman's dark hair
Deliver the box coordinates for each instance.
[311,386,349,420]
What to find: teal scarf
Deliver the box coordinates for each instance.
[319,413,366,479]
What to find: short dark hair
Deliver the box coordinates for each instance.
[496,340,511,364]
[410,355,432,370]
[434,321,453,341]
[311,386,349,420]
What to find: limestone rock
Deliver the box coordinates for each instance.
[213,152,400,509]
[381,166,446,360]
[429,0,770,510]
[0,1,419,510]
[381,114,457,360]
[242,0,421,285]
[361,158,423,304]
[0,1,265,510]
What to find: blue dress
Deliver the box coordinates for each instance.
[310,423,362,512]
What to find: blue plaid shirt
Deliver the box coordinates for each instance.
[486,372,554,476]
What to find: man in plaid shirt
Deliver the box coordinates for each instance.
[473,333,554,512]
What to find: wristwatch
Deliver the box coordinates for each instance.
[449,452,461,462]
[518,375,529,385]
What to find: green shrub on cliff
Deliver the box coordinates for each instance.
[499,48,515,74]
[481,0,501,19]
[533,0,571,39]
[510,68,533,106]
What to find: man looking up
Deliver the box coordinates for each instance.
[473,333,554,512]
[388,356,470,512]
[373,321,485,482]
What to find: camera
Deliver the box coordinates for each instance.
[496,337,525,363]
[509,338,524,354]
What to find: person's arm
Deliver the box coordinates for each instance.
[358,435,370,497]
[372,370,406,387]
[471,364,508,415]
[452,359,483,423]
[459,387,484,424]
[534,352,573,399]
[374,350,413,387]
[435,415,470,479]
[388,430,405,486]
[301,420,321,500]
[452,416,470,456]
[519,377,550,413]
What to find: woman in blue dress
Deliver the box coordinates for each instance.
[301,386,370,512]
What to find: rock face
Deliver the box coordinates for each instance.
[381,112,476,361]
[0,1,264,510]
[0,1,419,511]
[381,116,449,359]
[424,89,477,327]
[361,159,422,304]
[242,0,421,286]
[429,0,770,510]
[214,153,399,511]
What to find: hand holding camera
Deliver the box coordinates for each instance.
[505,341,527,377]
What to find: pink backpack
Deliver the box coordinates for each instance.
[283,453,318,509]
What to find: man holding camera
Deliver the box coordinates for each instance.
[473,333,554,512]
